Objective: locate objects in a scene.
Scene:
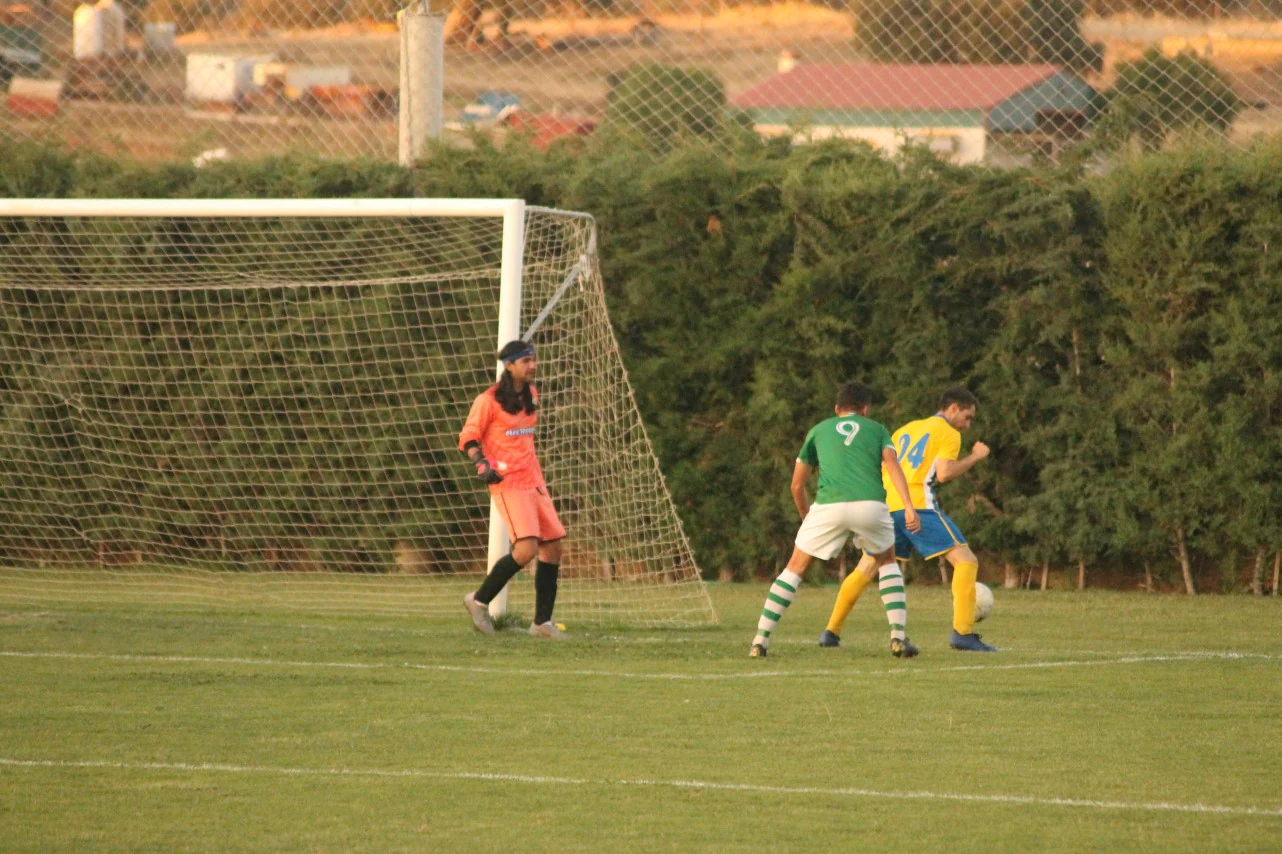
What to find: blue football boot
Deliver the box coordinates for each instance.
[949,630,997,652]
[817,630,841,648]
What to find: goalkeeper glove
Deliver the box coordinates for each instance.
[474,457,503,485]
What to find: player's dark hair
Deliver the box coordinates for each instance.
[939,386,978,411]
[497,340,531,363]
[495,340,537,415]
[835,381,873,411]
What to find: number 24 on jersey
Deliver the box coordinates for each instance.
[896,433,931,468]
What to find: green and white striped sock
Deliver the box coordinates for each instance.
[878,563,907,642]
[753,569,802,649]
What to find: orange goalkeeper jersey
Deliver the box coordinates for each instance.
[458,384,546,492]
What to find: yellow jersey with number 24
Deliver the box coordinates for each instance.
[882,415,962,512]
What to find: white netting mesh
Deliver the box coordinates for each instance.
[0,202,717,627]
[0,0,1276,162]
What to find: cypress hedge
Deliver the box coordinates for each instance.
[1,134,1279,591]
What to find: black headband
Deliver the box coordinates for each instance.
[501,345,535,364]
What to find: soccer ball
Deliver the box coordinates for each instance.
[974,582,994,623]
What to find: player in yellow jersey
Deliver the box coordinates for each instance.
[818,387,998,652]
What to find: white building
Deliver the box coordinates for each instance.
[730,62,1098,164]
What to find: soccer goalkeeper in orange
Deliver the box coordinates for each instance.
[459,340,566,639]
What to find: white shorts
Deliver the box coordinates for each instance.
[794,500,895,560]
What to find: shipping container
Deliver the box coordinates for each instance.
[185,52,275,104]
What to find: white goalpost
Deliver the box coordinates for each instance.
[0,198,717,628]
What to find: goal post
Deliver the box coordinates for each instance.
[0,197,717,628]
[487,197,524,619]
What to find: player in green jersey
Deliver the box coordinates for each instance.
[750,381,920,659]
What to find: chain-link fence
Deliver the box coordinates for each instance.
[0,0,1279,164]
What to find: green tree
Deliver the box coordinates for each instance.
[1095,148,1244,593]
[567,143,794,574]
[601,64,728,154]
[969,173,1109,588]
[1209,149,1282,592]
[853,0,1100,69]
[1020,0,1104,71]
[1102,49,1243,152]
[853,0,955,63]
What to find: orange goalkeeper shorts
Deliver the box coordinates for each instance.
[493,486,566,543]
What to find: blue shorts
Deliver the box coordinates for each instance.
[881,509,967,561]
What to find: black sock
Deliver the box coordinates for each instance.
[474,554,523,605]
[534,561,560,625]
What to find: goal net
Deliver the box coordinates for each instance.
[0,199,717,628]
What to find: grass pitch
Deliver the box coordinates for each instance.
[1,582,1280,851]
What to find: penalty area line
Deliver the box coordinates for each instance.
[1,757,1280,818]
[0,649,1273,682]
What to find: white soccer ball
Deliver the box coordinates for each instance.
[974,582,994,623]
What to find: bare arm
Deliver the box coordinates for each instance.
[882,447,921,533]
[790,460,813,520]
[936,442,990,483]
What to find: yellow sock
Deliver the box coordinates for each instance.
[952,561,978,634]
[826,569,872,634]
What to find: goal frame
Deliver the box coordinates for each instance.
[0,197,530,617]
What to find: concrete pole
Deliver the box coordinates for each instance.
[398,0,444,166]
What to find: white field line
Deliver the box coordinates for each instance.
[0,649,1275,682]
[994,647,1282,658]
[1,757,1279,818]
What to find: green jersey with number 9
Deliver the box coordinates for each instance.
[796,414,895,505]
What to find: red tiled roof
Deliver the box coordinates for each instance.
[502,112,596,150]
[731,63,1063,112]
